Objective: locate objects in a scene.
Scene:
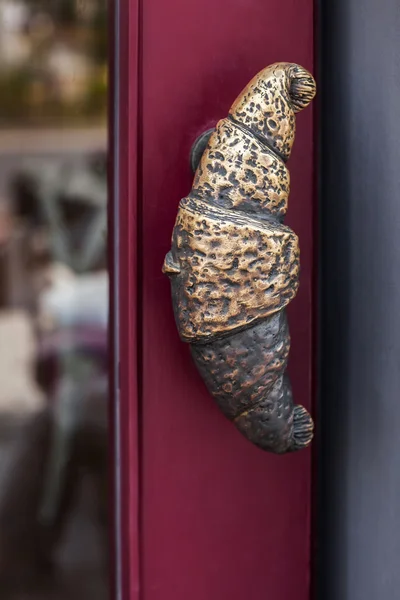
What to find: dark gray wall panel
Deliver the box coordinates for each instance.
[319,1,400,599]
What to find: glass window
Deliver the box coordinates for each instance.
[0,1,109,598]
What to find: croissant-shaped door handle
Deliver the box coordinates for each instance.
[163,62,316,454]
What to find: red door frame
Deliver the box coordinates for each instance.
[110,1,316,598]
[109,1,141,598]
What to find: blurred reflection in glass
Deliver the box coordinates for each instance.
[0,1,108,598]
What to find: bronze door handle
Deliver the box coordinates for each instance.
[163,63,316,454]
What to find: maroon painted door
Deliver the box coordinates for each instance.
[113,1,316,599]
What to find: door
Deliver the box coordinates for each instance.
[112,1,316,598]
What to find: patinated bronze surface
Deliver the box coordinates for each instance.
[163,62,316,453]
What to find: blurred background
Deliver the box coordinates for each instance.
[0,0,108,598]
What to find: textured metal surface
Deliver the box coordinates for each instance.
[163,62,316,454]
[165,197,299,342]
[193,119,290,218]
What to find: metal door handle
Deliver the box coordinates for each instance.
[163,62,316,454]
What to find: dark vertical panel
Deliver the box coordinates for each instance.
[319,1,400,598]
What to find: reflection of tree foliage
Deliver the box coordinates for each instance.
[0,69,33,121]
[53,0,76,25]
[52,0,108,65]
[91,3,107,65]
[0,68,107,126]
[0,0,108,125]
[57,0,78,25]
[25,0,106,24]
